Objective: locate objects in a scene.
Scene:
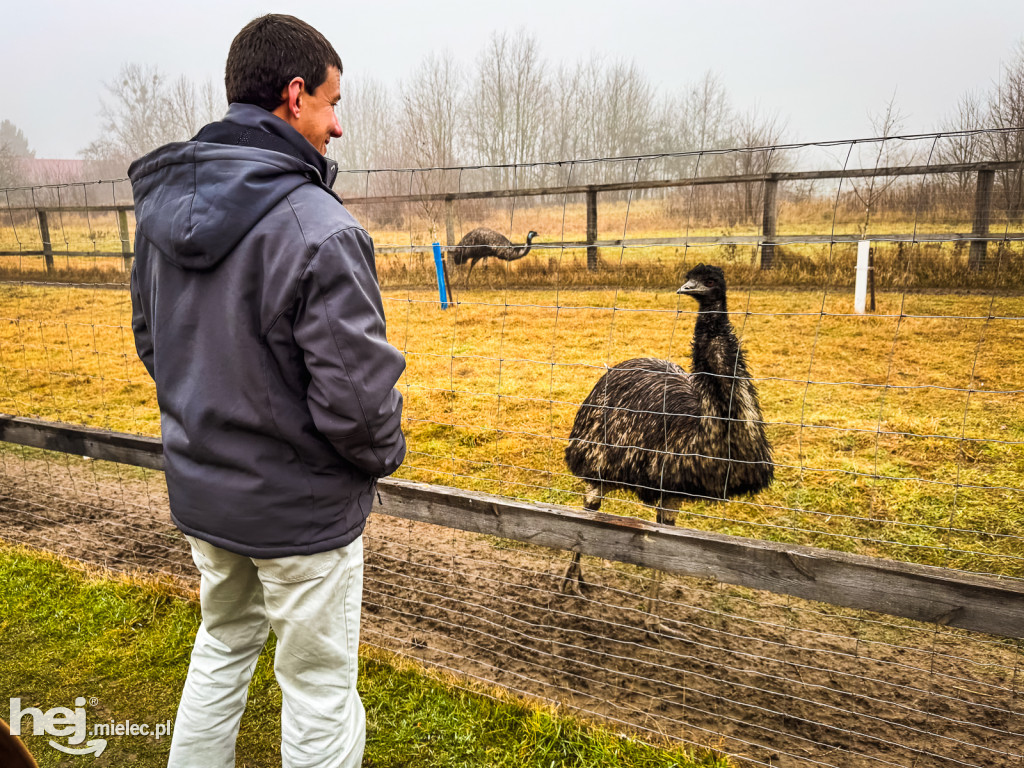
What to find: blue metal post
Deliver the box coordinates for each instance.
[432,242,449,309]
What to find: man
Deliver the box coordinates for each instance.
[128,14,405,768]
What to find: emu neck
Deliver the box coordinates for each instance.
[690,296,745,386]
[513,239,533,260]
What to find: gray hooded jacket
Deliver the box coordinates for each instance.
[129,103,406,558]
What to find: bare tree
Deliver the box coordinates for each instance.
[330,77,395,171]
[655,71,737,217]
[466,29,548,187]
[329,76,406,201]
[734,105,789,221]
[167,76,226,139]
[397,51,464,227]
[594,60,657,160]
[82,64,176,168]
[843,93,922,309]
[678,71,734,154]
[545,58,595,168]
[398,52,463,170]
[543,55,660,184]
[199,79,225,126]
[71,39,808,197]
[938,90,985,207]
[985,39,1024,220]
[849,91,919,234]
[82,63,226,174]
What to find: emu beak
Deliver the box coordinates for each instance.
[677,280,699,294]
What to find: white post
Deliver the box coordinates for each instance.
[855,241,870,314]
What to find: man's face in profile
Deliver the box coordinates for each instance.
[294,66,343,155]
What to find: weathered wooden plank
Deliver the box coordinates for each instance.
[6,230,1021,263]
[0,415,164,470]
[1,415,1021,639]
[4,205,134,214]
[0,250,138,258]
[342,160,1024,205]
[377,478,1024,639]
[368,231,1024,255]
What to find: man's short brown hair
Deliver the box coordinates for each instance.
[225,14,343,111]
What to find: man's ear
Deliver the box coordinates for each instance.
[280,77,306,120]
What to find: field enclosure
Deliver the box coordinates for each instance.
[2,133,1023,767]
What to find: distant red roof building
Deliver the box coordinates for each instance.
[15,158,88,185]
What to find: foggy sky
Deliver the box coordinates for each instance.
[4,0,1023,160]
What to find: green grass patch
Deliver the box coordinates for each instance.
[0,544,725,768]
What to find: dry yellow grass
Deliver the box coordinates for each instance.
[0,280,1021,578]
[5,196,1020,291]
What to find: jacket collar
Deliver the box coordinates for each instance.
[220,103,339,190]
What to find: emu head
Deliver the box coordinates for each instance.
[677,263,726,303]
[526,230,538,243]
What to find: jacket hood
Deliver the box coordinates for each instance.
[128,105,339,271]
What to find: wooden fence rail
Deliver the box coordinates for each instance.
[3,160,1022,272]
[1,413,1021,640]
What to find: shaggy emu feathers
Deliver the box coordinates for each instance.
[450,227,537,265]
[564,264,773,513]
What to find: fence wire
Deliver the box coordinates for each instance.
[1,131,1023,767]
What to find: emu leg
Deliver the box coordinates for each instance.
[464,258,480,287]
[644,502,687,640]
[643,570,686,640]
[560,551,585,596]
[560,483,602,596]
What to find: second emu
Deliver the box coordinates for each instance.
[563,263,774,633]
[451,227,538,285]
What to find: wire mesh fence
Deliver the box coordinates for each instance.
[1,130,1022,767]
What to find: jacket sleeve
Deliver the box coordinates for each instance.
[130,258,155,378]
[292,225,406,477]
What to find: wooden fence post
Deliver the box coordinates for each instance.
[36,210,54,273]
[586,187,598,271]
[117,208,132,272]
[760,176,778,270]
[445,197,455,250]
[968,167,994,271]
[868,246,876,312]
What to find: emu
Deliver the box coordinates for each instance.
[562,263,773,634]
[450,228,538,285]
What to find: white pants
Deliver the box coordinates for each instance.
[167,535,366,768]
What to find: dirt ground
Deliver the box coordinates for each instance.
[1,449,1021,768]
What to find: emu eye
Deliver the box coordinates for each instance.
[705,278,716,286]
